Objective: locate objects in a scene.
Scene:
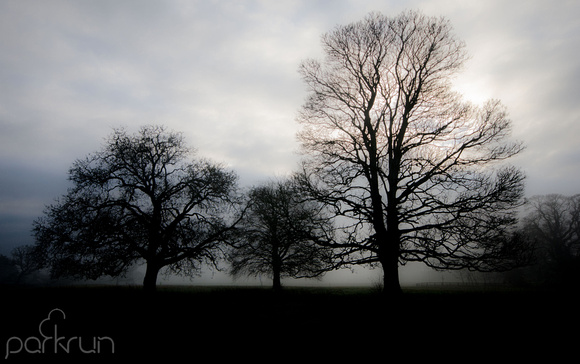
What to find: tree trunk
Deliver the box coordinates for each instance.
[143,262,160,292]
[272,267,282,291]
[272,255,282,291]
[272,239,282,291]
[381,255,402,296]
[383,167,403,296]
[378,230,402,296]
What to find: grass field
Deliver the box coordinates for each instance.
[2,284,577,362]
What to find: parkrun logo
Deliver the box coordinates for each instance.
[4,308,114,360]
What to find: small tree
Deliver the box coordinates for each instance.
[229,179,334,290]
[32,125,239,291]
[11,245,42,284]
[297,11,526,295]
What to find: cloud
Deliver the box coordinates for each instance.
[422,0,580,195]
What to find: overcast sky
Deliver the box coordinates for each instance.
[1,0,579,283]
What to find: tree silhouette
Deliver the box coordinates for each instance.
[32,125,240,291]
[228,179,334,290]
[296,11,526,294]
[520,194,580,286]
[10,245,41,284]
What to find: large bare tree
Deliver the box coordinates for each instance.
[33,125,240,291]
[297,11,526,294]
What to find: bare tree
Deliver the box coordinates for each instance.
[32,125,240,291]
[229,179,334,290]
[297,11,526,294]
[11,245,41,284]
[520,194,580,286]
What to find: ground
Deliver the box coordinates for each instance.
[1,285,578,362]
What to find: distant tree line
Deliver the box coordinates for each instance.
[506,194,580,287]
[4,11,578,293]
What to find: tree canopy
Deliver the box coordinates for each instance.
[296,11,526,294]
[32,125,240,290]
